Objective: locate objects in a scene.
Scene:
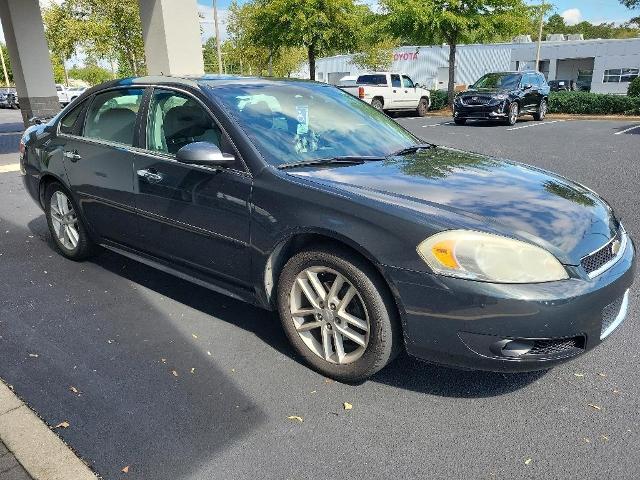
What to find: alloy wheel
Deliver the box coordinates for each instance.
[50,191,80,251]
[509,103,518,124]
[539,100,547,119]
[289,266,370,364]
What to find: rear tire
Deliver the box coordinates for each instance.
[44,182,97,261]
[454,118,467,125]
[371,98,384,112]
[417,97,430,117]
[277,246,401,382]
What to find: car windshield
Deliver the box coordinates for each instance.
[473,73,521,90]
[210,82,417,167]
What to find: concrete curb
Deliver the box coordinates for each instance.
[0,381,97,480]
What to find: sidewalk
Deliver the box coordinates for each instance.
[0,441,32,480]
[0,382,96,480]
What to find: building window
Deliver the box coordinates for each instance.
[603,68,639,83]
[316,72,324,81]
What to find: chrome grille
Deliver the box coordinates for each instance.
[580,230,624,276]
[461,96,492,106]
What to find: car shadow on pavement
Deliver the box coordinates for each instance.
[2,215,270,480]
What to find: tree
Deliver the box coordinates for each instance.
[0,43,13,86]
[68,64,113,85]
[42,0,145,78]
[541,13,640,40]
[620,0,639,7]
[382,0,534,104]
[352,8,398,71]
[249,0,361,79]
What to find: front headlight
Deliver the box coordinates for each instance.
[417,230,568,283]
[494,93,509,100]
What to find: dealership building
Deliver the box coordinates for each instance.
[303,36,640,94]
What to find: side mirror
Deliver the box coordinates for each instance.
[523,84,533,90]
[176,142,235,168]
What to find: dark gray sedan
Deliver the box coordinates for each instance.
[20,76,635,382]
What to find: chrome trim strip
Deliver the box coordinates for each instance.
[586,228,628,279]
[600,289,629,340]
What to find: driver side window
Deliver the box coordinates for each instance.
[146,89,224,156]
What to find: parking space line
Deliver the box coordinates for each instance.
[422,121,454,127]
[613,124,640,135]
[507,120,565,131]
[0,163,20,173]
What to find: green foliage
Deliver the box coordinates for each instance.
[249,0,362,78]
[627,77,640,97]
[68,64,113,86]
[0,43,13,85]
[540,13,640,40]
[50,55,67,84]
[547,91,640,115]
[42,0,145,77]
[429,90,449,110]
[352,37,397,72]
[381,0,534,104]
[620,0,639,8]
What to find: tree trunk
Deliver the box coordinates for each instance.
[308,45,316,81]
[447,42,456,105]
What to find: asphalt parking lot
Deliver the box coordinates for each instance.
[0,108,638,479]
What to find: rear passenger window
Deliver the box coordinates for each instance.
[83,88,144,146]
[59,102,85,135]
[391,75,401,88]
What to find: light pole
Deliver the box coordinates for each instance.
[212,0,223,74]
[535,2,545,71]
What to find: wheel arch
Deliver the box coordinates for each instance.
[38,173,68,209]
[371,96,384,107]
[262,230,404,320]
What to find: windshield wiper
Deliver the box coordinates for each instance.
[387,143,435,158]
[278,156,384,170]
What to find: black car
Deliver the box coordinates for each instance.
[453,71,550,126]
[20,76,635,382]
[548,79,571,92]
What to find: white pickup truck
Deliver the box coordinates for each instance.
[340,72,431,116]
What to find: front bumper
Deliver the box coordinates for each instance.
[385,236,636,372]
[454,102,507,120]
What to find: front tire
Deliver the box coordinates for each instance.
[454,118,466,125]
[45,182,96,261]
[533,99,547,121]
[277,246,400,382]
[506,102,519,126]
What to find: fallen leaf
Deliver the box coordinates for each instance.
[121,465,130,473]
[69,386,80,394]
[54,421,70,429]
[190,368,195,374]
[287,415,303,423]
[324,378,333,384]
[310,390,317,394]
[192,334,198,339]
[207,351,212,356]
[231,368,235,373]
[612,389,620,394]
[597,373,606,377]
[161,358,167,364]
[524,458,532,466]
[171,370,178,377]
[574,373,584,377]
[584,437,590,443]
[588,403,602,411]
[601,435,609,441]
[343,402,353,410]
[28,353,39,358]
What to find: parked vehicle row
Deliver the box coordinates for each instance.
[453,71,550,126]
[56,84,87,106]
[0,88,18,109]
[340,72,431,116]
[20,75,634,382]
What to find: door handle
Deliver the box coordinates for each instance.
[63,150,81,162]
[137,169,163,183]
[393,89,397,93]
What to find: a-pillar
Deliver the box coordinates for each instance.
[137,0,205,76]
[0,0,60,126]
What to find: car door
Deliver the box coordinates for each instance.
[133,87,252,285]
[521,74,538,111]
[401,75,420,108]
[389,74,402,108]
[60,87,145,246]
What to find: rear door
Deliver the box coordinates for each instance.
[388,74,402,108]
[133,87,252,285]
[60,87,145,246]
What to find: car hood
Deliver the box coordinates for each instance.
[287,147,618,264]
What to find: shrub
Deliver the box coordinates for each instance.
[429,89,449,110]
[547,91,640,116]
[628,77,640,97]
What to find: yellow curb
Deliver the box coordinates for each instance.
[0,163,20,173]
